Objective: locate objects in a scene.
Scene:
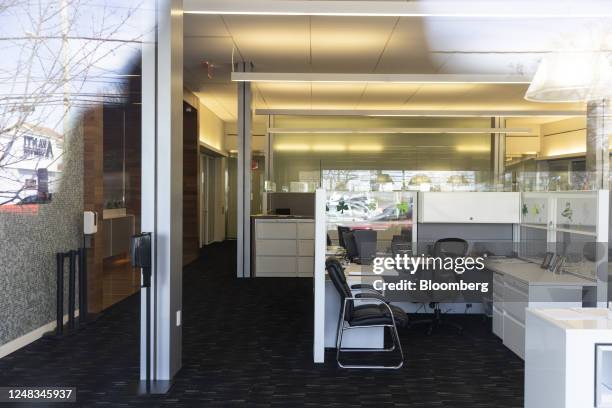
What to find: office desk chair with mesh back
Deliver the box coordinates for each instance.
[411,237,468,335]
[326,257,408,369]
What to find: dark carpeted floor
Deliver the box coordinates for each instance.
[0,241,524,407]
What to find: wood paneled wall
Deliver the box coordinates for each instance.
[83,105,104,313]
[183,102,199,265]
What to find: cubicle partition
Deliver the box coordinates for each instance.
[313,189,610,363]
[313,189,417,363]
[519,191,609,303]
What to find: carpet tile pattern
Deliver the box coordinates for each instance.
[0,241,524,407]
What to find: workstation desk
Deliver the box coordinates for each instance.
[486,258,597,359]
[323,256,598,358]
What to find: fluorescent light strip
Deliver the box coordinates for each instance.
[274,144,384,152]
[184,0,612,18]
[268,127,532,134]
[255,109,585,117]
[232,72,531,84]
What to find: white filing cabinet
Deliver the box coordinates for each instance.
[418,192,520,223]
[254,218,314,277]
[488,260,592,360]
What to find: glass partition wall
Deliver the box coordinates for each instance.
[265,114,612,194]
[271,116,494,194]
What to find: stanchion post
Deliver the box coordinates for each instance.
[78,247,88,324]
[56,252,65,336]
[68,250,76,330]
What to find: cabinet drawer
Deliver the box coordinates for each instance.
[297,222,314,239]
[297,257,314,277]
[256,239,297,256]
[492,305,503,338]
[255,256,296,276]
[493,273,504,297]
[256,222,296,239]
[503,313,525,359]
[298,240,314,256]
[503,284,528,323]
[505,276,528,294]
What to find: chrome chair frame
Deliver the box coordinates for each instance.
[335,296,404,370]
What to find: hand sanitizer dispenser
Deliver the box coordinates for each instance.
[83,211,98,235]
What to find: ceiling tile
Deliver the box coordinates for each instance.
[310,16,397,73]
[223,15,310,71]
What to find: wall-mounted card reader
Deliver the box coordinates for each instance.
[131,232,152,287]
[83,211,98,235]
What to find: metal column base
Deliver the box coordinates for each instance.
[135,380,173,395]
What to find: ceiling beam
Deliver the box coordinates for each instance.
[267,127,532,134]
[231,72,531,84]
[255,109,584,117]
[184,0,612,18]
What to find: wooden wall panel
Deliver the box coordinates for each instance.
[83,105,104,313]
[183,102,199,265]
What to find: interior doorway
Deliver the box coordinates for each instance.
[200,152,226,246]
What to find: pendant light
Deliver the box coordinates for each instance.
[525,51,612,103]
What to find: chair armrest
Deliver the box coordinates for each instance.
[355,291,388,303]
[350,283,375,290]
[343,297,399,326]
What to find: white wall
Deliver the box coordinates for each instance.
[184,88,228,243]
[540,117,587,158]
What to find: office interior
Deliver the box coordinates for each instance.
[2,1,612,406]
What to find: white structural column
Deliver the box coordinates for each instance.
[586,100,611,190]
[237,63,252,278]
[141,0,183,382]
[313,189,326,363]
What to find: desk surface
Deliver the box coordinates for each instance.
[486,259,596,287]
[343,262,400,277]
[527,308,612,331]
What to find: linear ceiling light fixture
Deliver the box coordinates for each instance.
[268,127,532,134]
[232,72,531,84]
[255,109,585,117]
[274,144,384,152]
[184,0,612,18]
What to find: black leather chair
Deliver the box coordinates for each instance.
[412,238,468,335]
[326,257,408,369]
[342,231,359,262]
[337,226,351,248]
[352,229,377,265]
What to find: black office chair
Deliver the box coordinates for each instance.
[352,229,377,265]
[326,257,408,369]
[342,231,359,262]
[412,238,468,335]
[337,226,351,249]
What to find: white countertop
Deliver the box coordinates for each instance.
[486,258,596,287]
[527,308,612,331]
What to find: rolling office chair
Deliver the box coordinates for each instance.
[337,226,351,249]
[412,237,469,335]
[342,231,359,262]
[326,257,408,369]
[352,229,377,265]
